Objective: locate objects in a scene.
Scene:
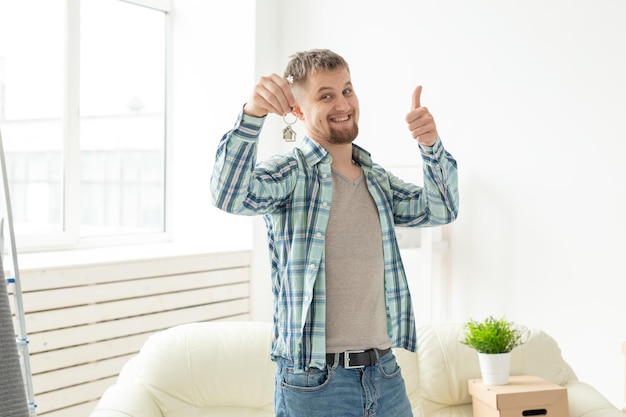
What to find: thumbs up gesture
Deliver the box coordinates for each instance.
[405,85,438,147]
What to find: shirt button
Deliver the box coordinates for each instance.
[315,232,322,238]
[321,173,327,179]
[322,202,328,207]
[309,264,316,270]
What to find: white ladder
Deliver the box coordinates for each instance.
[0,126,37,416]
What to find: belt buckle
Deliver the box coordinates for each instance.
[343,350,365,369]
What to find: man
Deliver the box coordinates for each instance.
[211,49,458,417]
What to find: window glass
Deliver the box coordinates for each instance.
[0,1,64,234]
[80,0,166,237]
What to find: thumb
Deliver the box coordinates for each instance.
[411,85,422,109]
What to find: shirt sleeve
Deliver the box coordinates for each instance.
[391,137,459,226]
[210,111,299,215]
[419,137,459,225]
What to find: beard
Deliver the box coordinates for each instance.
[327,123,359,145]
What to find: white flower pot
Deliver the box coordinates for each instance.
[478,352,511,385]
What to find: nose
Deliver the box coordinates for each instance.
[334,95,350,111]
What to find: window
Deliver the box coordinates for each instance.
[0,1,65,238]
[0,0,170,251]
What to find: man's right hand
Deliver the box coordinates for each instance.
[243,73,296,118]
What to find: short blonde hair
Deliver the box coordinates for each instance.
[283,49,350,86]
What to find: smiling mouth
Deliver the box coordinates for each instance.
[330,115,350,123]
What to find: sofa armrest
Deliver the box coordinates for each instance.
[565,381,624,417]
[89,382,162,417]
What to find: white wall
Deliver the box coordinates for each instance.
[169,0,256,252]
[259,0,626,407]
[169,0,626,407]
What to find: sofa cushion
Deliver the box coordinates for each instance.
[510,327,571,386]
[134,321,276,415]
[393,347,424,416]
[415,323,571,408]
[565,380,623,417]
[89,382,162,417]
[416,323,478,407]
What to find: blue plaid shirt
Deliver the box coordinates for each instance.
[211,112,459,370]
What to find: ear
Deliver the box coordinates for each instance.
[293,106,304,121]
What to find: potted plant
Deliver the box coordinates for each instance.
[461,315,523,385]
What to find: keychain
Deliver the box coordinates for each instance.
[282,75,297,142]
[282,113,297,142]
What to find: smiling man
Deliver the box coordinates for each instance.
[210,49,459,417]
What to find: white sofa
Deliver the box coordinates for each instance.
[90,321,623,417]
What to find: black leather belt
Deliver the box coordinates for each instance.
[326,348,391,369]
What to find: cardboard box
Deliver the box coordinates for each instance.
[468,375,568,417]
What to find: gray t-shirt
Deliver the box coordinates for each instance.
[324,168,392,353]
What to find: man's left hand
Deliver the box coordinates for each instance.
[406,85,438,147]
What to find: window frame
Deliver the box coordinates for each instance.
[11,0,173,252]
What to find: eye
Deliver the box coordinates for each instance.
[320,94,333,100]
[343,88,353,95]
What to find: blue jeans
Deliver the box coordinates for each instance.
[274,351,413,417]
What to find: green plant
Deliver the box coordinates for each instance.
[461,315,523,354]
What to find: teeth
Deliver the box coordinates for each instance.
[332,116,349,122]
